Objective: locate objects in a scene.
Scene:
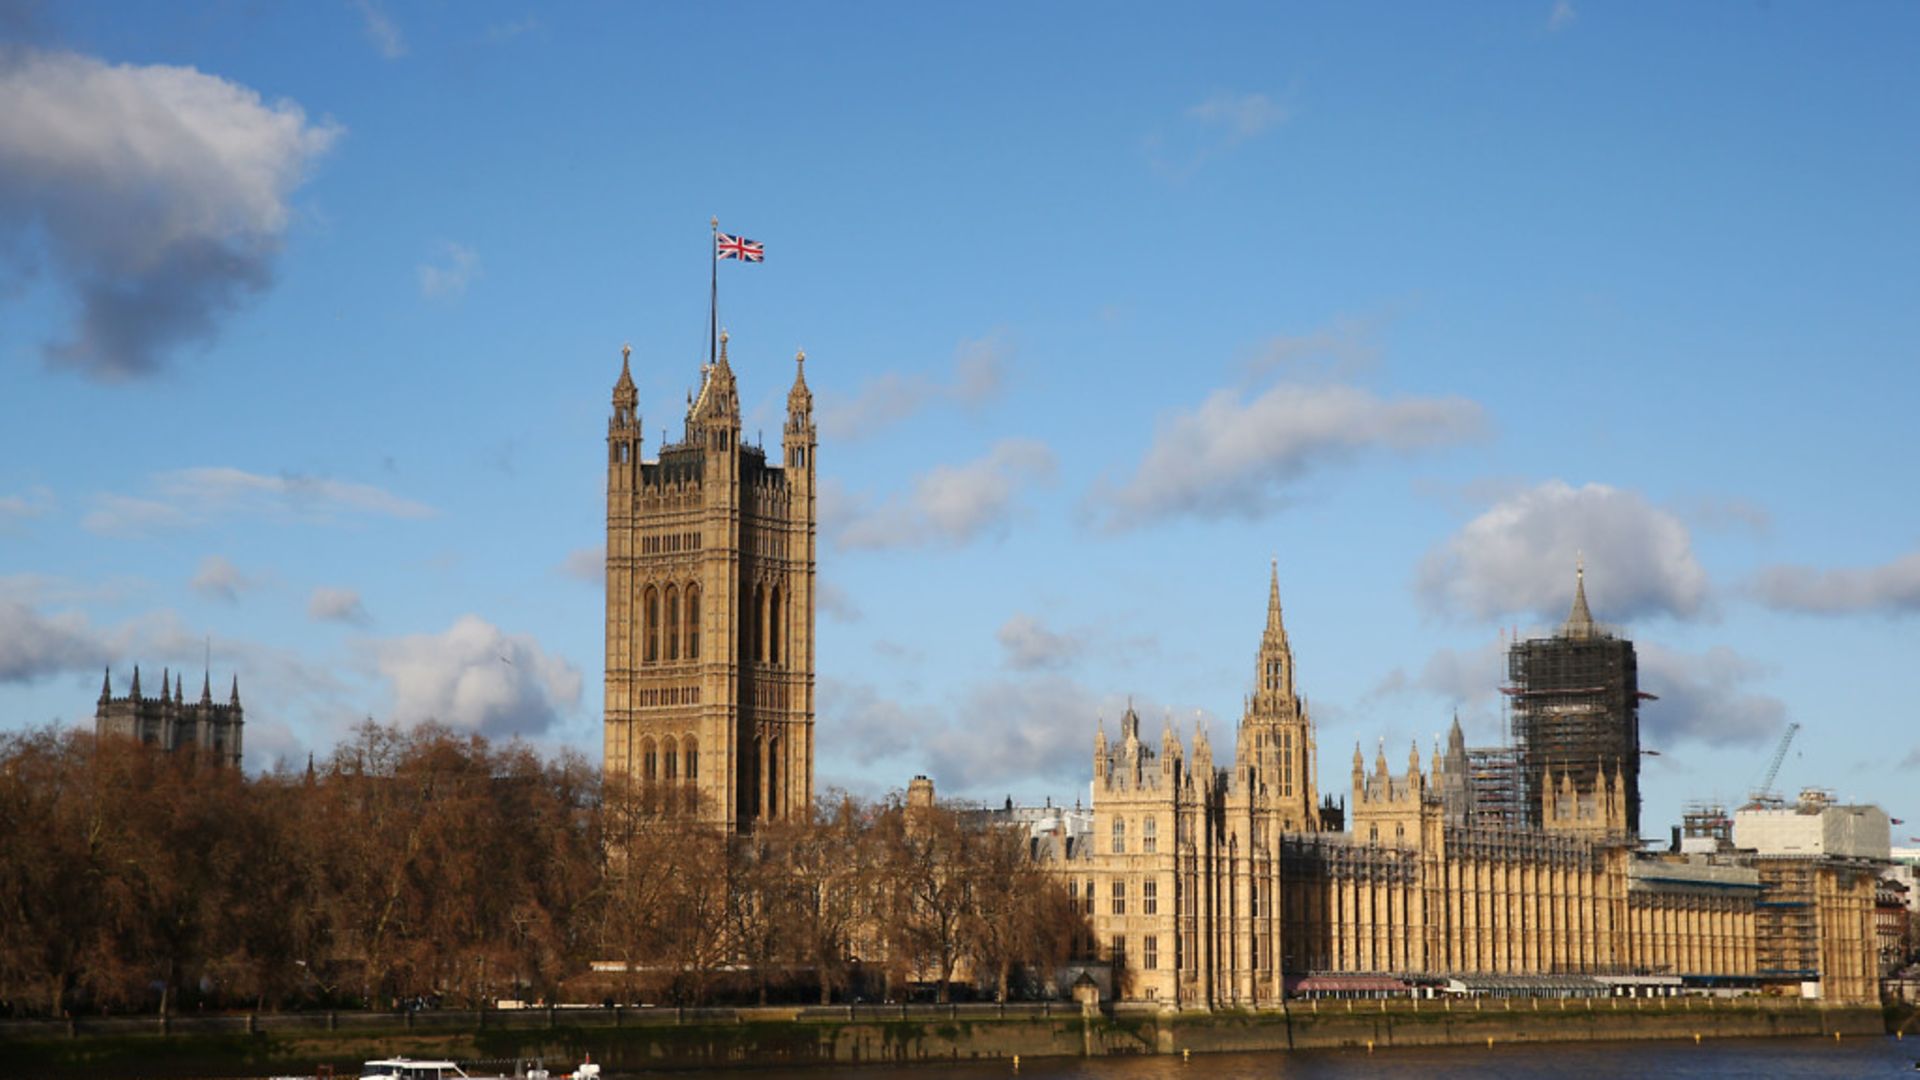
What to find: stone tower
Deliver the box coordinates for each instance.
[1507,562,1642,834]
[94,665,244,767]
[1231,561,1319,830]
[603,333,816,832]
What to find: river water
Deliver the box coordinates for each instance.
[660,1036,1916,1078]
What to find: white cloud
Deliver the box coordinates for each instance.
[190,555,259,603]
[1147,90,1293,179]
[1186,91,1291,142]
[0,48,340,379]
[997,613,1083,671]
[355,0,407,59]
[1637,643,1786,749]
[0,600,111,683]
[366,614,582,738]
[1751,549,1920,616]
[0,486,52,525]
[307,586,370,625]
[556,545,604,584]
[827,438,1056,550]
[87,466,432,536]
[418,242,479,298]
[1417,480,1710,623]
[817,580,862,623]
[817,334,1010,441]
[1243,316,1383,382]
[1095,382,1485,529]
[1548,1,1578,32]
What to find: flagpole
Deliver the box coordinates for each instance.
[709,215,719,369]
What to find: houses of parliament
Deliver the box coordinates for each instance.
[597,337,1880,1005]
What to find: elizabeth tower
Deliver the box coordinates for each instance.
[603,332,816,832]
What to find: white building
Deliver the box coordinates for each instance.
[1732,789,1890,861]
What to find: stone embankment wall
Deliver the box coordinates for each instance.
[0,999,1887,1078]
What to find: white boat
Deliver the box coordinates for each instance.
[355,1056,597,1080]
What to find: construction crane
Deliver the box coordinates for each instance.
[1743,722,1801,809]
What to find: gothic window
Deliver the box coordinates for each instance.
[644,586,659,663]
[1110,935,1125,964]
[1395,823,1405,842]
[665,585,680,661]
[769,586,781,666]
[1111,817,1126,854]
[752,583,766,663]
[686,584,701,659]
[684,737,698,781]
[1143,879,1158,915]
[1083,879,1095,915]
[1111,879,1126,916]
[663,736,678,781]
[642,737,657,782]
[1141,816,1157,853]
[1250,882,1259,917]
[1143,935,1158,971]
[1368,825,1378,844]
[1282,726,1297,795]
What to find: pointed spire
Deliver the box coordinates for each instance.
[1408,739,1421,779]
[1374,738,1389,779]
[1562,555,1597,639]
[230,674,240,707]
[100,667,112,702]
[161,668,170,703]
[201,669,213,705]
[174,677,183,705]
[1448,710,1466,753]
[1265,557,1289,633]
[130,665,141,699]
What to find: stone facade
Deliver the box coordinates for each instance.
[1074,566,1880,1006]
[93,666,244,767]
[602,334,816,832]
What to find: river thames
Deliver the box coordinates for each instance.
[675,1036,1915,1078]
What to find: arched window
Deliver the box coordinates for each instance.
[665,586,679,661]
[769,586,781,666]
[663,736,678,781]
[1142,816,1158,854]
[644,586,659,663]
[641,737,657,782]
[753,583,766,663]
[683,736,698,781]
[1111,817,1126,854]
[686,584,701,659]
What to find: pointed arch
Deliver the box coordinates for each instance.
[683,735,698,781]
[641,736,658,782]
[753,582,766,663]
[663,735,678,782]
[643,585,660,663]
[769,584,781,666]
[685,582,701,659]
[664,584,680,661]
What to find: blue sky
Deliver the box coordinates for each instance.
[2,1,1916,836]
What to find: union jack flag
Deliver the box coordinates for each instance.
[716,233,764,262]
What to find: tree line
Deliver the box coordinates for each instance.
[0,724,1083,1017]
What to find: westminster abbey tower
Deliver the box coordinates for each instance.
[604,332,816,832]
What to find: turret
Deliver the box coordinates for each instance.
[201,669,213,706]
[783,349,815,476]
[230,674,240,708]
[1352,742,1365,786]
[608,343,641,496]
[1407,739,1421,782]
[100,667,111,704]
[130,665,141,700]
[1093,720,1109,784]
